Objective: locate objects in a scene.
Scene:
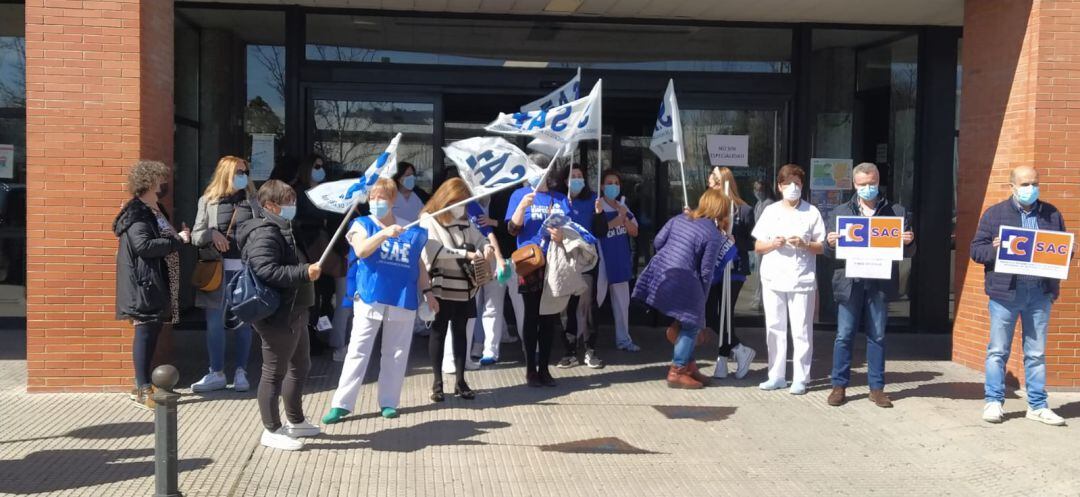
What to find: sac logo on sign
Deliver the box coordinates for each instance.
[834,216,905,261]
[995,227,1074,280]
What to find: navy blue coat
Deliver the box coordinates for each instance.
[971,198,1067,301]
[631,214,722,329]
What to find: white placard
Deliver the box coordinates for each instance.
[250,133,276,181]
[316,316,333,332]
[0,144,13,179]
[994,226,1074,280]
[845,258,892,279]
[706,135,749,167]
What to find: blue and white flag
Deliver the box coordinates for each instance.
[487,79,602,150]
[520,68,581,112]
[306,133,402,213]
[443,136,544,197]
[650,79,684,164]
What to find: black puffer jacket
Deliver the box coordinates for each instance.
[114,198,182,322]
[237,213,314,326]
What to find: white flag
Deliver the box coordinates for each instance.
[650,79,684,164]
[521,68,581,112]
[487,79,602,150]
[305,133,402,213]
[444,137,543,197]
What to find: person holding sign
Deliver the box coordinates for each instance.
[823,163,914,408]
[971,165,1073,426]
[751,164,826,395]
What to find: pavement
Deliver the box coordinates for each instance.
[2,326,1079,497]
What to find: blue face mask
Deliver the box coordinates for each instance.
[278,205,297,221]
[569,178,586,195]
[603,184,620,200]
[527,173,543,189]
[232,173,248,191]
[311,168,326,183]
[857,184,879,201]
[1015,185,1039,206]
[402,175,416,191]
[371,199,391,218]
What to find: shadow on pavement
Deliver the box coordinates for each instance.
[305,420,511,452]
[889,381,1004,401]
[0,422,154,445]
[0,448,211,495]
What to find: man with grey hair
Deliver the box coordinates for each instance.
[824,162,915,408]
[970,165,1072,426]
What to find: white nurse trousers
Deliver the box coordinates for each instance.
[761,288,815,385]
[331,312,414,411]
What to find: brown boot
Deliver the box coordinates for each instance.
[869,389,893,408]
[666,365,704,389]
[686,360,711,387]
[827,386,846,406]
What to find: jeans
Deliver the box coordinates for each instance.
[831,282,887,390]
[205,269,252,372]
[985,280,1052,409]
[671,322,700,367]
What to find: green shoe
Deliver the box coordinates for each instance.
[380,407,398,419]
[321,407,350,425]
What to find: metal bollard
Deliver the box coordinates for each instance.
[151,365,183,497]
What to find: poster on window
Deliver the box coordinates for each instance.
[0,145,12,179]
[250,134,276,181]
[810,158,853,191]
[706,135,749,167]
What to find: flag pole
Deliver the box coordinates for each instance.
[318,200,360,267]
[679,159,689,209]
[723,179,734,344]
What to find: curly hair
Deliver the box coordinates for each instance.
[126,160,170,196]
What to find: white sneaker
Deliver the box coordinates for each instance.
[233,368,250,392]
[982,401,1004,423]
[1026,407,1066,426]
[261,428,303,451]
[284,419,322,437]
[731,344,757,379]
[713,357,729,379]
[332,348,346,362]
[789,382,807,395]
[442,364,457,374]
[759,378,789,391]
[617,342,641,353]
[191,371,227,393]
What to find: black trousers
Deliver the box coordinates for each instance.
[520,290,559,374]
[429,298,474,388]
[706,279,746,357]
[133,321,162,388]
[254,310,311,431]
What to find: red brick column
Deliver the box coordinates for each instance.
[24,0,174,392]
[954,0,1080,388]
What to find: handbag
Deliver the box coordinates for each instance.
[458,243,492,289]
[225,260,280,324]
[190,206,239,292]
[511,244,545,278]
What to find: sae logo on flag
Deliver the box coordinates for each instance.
[834,216,904,260]
[995,227,1074,280]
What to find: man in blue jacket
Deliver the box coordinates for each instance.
[971,165,1072,426]
[824,163,915,409]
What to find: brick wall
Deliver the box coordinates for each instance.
[954,0,1080,387]
[24,0,174,392]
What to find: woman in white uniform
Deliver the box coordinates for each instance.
[751,164,825,395]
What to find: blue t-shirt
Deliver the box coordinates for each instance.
[504,186,572,248]
[569,192,597,233]
[347,216,429,311]
[599,203,635,284]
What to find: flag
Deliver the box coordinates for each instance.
[486,79,602,150]
[306,133,402,213]
[443,137,544,197]
[521,68,581,112]
[650,79,684,164]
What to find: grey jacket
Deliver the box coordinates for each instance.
[191,194,262,308]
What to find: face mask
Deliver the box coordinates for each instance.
[233,173,249,191]
[402,175,416,191]
[527,173,543,189]
[1014,185,1039,205]
[450,205,466,219]
[782,183,801,202]
[754,191,767,201]
[157,183,169,198]
[603,184,620,200]
[569,178,586,195]
[371,199,391,219]
[857,184,879,201]
[311,168,326,183]
[278,205,297,221]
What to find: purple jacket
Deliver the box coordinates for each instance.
[632,214,723,329]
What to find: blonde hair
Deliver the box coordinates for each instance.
[368,177,398,203]
[708,167,747,206]
[689,188,731,229]
[422,177,473,224]
[202,156,256,200]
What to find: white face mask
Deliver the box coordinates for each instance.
[782,183,801,201]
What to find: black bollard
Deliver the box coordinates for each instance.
[151,365,182,497]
